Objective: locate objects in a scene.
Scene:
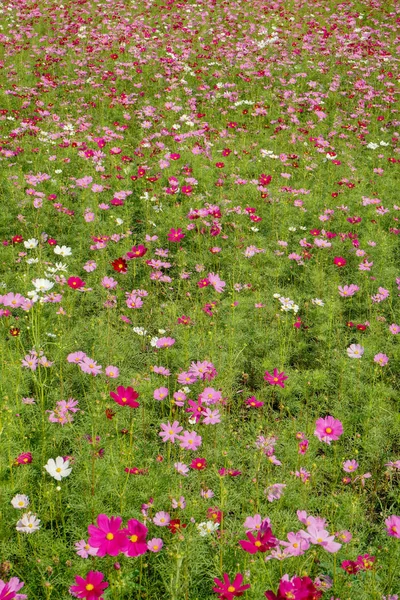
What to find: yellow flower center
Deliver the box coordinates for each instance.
[325,427,332,434]
[130,535,138,542]
[227,586,235,593]
[56,467,62,473]
[122,397,127,402]
[254,541,262,547]
[106,533,114,540]
[86,584,95,591]
[28,523,33,528]
[153,544,158,550]
[18,501,24,506]
[273,377,279,382]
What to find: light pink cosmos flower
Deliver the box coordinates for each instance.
[171,496,186,509]
[338,284,359,297]
[385,515,400,538]
[75,539,98,558]
[281,531,310,556]
[156,337,175,348]
[314,416,343,444]
[67,351,87,364]
[265,484,286,502]
[153,512,170,527]
[154,387,169,401]
[207,272,226,293]
[101,276,118,289]
[178,430,202,451]
[79,357,102,376]
[374,353,389,366]
[302,525,342,553]
[343,460,359,473]
[202,408,221,425]
[147,538,163,552]
[243,515,270,533]
[174,462,189,476]
[105,366,119,378]
[347,344,364,359]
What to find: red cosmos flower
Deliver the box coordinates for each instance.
[239,525,278,554]
[215,162,225,168]
[12,235,24,244]
[70,570,109,600]
[67,277,86,289]
[181,185,193,195]
[110,386,140,408]
[16,452,32,465]
[10,327,20,337]
[190,457,207,471]
[341,560,360,574]
[213,573,250,600]
[177,315,191,325]
[168,519,187,534]
[167,228,185,243]
[105,408,116,420]
[264,368,288,388]
[259,174,272,186]
[333,256,347,267]
[126,245,147,259]
[47,238,57,245]
[207,507,222,523]
[170,153,180,160]
[198,278,210,288]
[222,148,231,156]
[111,258,128,273]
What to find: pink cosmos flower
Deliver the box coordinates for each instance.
[159,421,183,443]
[0,577,27,600]
[208,272,226,293]
[69,571,108,599]
[124,519,148,557]
[178,430,202,451]
[88,515,128,557]
[302,525,342,553]
[67,351,87,364]
[281,531,310,557]
[154,387,169,401]
[343,460,359,473]
[105,366,119,378]
[156,337,175,348]
[74,540,98,558]
[314,416,343,444]
[79,357,102,376]
[147,538,163,552]
[265,484,286,502]
[153,512,170,527]
[374,353,389,366]
[243,515,269,533]
[385,515,400,538]
[338,284,359,297]
[101,277,118,289]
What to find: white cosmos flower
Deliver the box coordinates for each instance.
[196,521,219,537]
[312,298,325,306]
[16,512,41,533]
[11,494,30,509]
[24,238,38,249]
[32,278,54,292]
[54,245,72,257]
[44,456,72,481]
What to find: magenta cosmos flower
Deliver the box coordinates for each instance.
[69,571,108,600]
[0,577,26,600]
[67,276,86,289]
[264,369,288,388]
[88,515,128,557]
[124,519,148,557]
[110,386,139,408]
[213,573,250,600]
[239,525,278,554]
[314,416,343,444]
[385,515,400,538]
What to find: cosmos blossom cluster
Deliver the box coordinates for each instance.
[0,0,399,597]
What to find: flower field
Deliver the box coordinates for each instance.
[0,0,399,598]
